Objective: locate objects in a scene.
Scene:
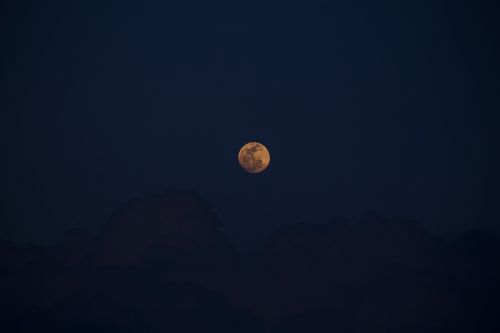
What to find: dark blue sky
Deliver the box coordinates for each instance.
[2,0,499,249]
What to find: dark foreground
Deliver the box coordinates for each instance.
[1,190,499,332]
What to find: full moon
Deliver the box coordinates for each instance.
[238,142,270,173]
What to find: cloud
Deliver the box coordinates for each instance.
[1,191,499,332]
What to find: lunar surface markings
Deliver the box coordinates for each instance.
[238,142,270,173]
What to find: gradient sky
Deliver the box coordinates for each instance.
[2,0,499,249]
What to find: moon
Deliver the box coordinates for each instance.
[238,142,270,173]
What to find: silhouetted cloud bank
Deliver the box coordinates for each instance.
[1,190,499,332]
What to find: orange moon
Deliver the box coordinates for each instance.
[238,142,270,173]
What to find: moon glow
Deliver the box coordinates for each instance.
[238,142,270,173]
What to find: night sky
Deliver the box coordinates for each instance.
[2,0,500,250]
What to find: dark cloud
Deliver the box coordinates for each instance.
[97,189,234,265]
[1,191,499,332]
